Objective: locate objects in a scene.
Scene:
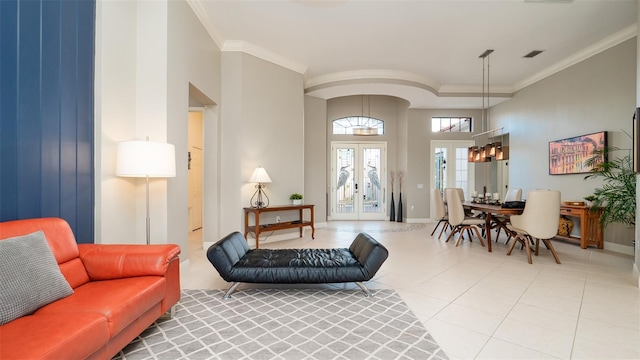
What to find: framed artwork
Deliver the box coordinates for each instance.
[549,131,607,175]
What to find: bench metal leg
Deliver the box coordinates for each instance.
[223,282,241,299]
[355,282,373,297]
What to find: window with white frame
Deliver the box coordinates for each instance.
[431,117,472,133]
[333,117,384,135]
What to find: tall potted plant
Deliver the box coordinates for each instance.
[583,146,636,228]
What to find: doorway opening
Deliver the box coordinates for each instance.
[330,142,387,220]
[430,140,475,199]
[188,110,204,232]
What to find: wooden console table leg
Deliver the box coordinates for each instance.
[299,209,303,237]
[580,212,587,249]
[244,212,249,239]
[310,206,315,239]
[254,212,260,249]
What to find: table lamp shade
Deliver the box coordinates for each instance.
[116,140,176,178]
[248,166,272,183]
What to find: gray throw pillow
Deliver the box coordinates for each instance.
[0,230,74,325]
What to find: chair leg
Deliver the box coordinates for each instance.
[507,233,533,263]
[431,220,444,236]
[523,235,533,264]
[455,232,463,247]
[466,229,474,242]
[472,226,485,247]
[437,223,448,239]
[542,239,562,264]
[445,227,459,243]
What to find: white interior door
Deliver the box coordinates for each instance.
[430,140,475,199]
[331,142,386,220]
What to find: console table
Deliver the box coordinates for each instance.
[556,204,603,249]
[243,204,315,248]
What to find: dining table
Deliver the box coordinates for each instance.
[462,201,524,252]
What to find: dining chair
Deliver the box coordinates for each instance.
[444,187,477,217]
[493,187,522,242]
[506,189,561,264]
[430,189,449,239]
[444,188,485,247]
[443,187,465,203]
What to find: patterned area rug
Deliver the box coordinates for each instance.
[113,289,448,360]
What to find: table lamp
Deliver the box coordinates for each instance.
[249,166,272,208]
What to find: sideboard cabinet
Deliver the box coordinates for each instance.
[556,204,603,249]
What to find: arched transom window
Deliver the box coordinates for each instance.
[332,117,384,135]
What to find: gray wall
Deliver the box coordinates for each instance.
[304,95,328,223]
[407,109,485,219]
[491,38,637,248]
[317,38,636,250]
[323,95,407,219]
[220,52,305,246]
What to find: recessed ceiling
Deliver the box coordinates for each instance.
[189,0,637,109]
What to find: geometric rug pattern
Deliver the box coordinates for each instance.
[113,289,448,360]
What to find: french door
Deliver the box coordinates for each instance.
[430,140,475,199]
[331,142,386,220]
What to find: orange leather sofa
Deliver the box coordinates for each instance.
[0,217,181,359]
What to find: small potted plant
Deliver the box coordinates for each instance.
[290,193,303,205]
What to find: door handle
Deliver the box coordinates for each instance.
[355,183,358,193]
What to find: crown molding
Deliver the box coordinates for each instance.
[514,24,638,91]
[223,41,308,74]
[185,0,224,49]
[306,69,440,92]
[306,70,515,98]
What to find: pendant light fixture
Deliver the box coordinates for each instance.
[468,49,494,163]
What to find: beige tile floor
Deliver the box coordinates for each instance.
[181,221,640,359]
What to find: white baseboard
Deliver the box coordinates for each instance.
[604,242,635,256]
[180,258,190,271]
[405,218,430,223]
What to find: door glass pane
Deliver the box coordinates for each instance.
[336,148,355,213]
[455,147,469,198]
[362,148,382,213]
[435,147,447,193]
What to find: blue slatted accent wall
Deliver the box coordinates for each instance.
[0,0,95,243]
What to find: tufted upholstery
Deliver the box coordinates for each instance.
[207,231,388,292]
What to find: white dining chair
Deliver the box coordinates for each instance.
[443,187,465,203]
[507,190,561,264]
[444,188,486,247]
[430,189,449,239]
[493,187,522,242]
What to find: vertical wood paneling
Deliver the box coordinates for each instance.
[59,0,79,232]
[75,0,95,242]
[0,1,19,220]
[18,0,43,217]
[41,0,62,218]
[0,0,95,243]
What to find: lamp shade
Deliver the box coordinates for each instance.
[248,166,272,183]
[116,140,176,178]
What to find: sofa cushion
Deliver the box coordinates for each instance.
[0,312,109,359]
[36,276,166,336]
[0,231,74,325]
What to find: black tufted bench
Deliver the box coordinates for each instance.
[206,231,389,299]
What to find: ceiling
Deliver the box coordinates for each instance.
[189,0,637,109]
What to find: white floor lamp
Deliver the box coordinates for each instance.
[116,139,176,244]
